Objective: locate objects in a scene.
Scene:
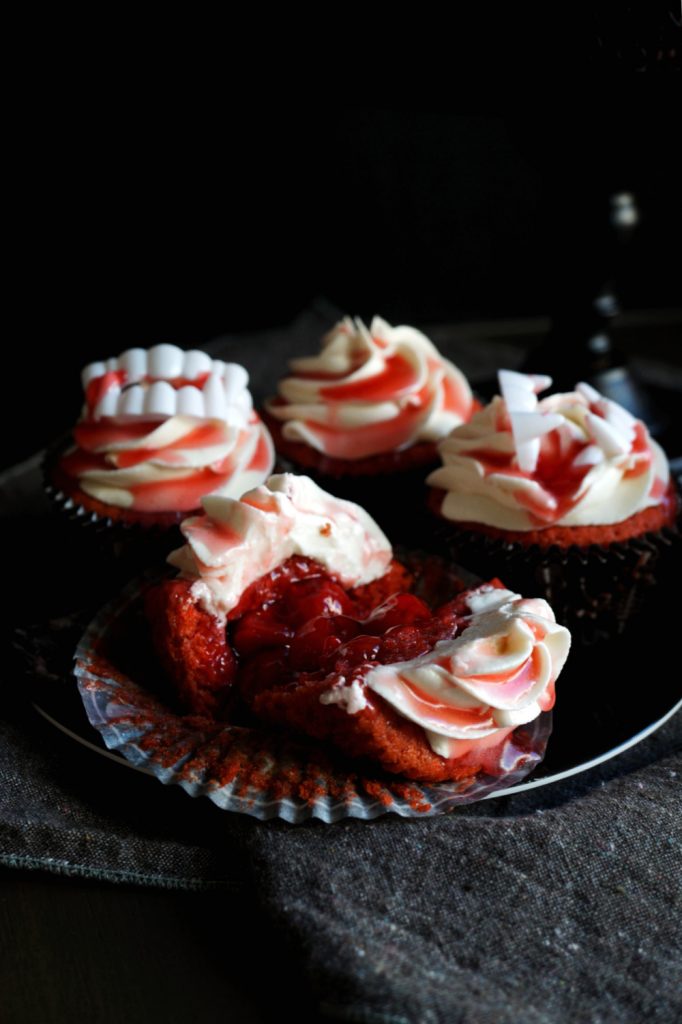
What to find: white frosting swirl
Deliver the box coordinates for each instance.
[428,372,670,531]
[322,584,570,757]
[266,316,474,459]
[62,345,274,513]
[168,473,393,620]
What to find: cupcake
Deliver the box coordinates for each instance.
[45,344,274,568]
[427,370,679,639]
[145,473,571,784]
[262,316,476,536]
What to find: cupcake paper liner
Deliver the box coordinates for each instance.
[72,573,552,824]
[428,503,681,644]
[43,438,188,577]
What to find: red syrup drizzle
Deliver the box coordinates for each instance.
[319,351,420,402]
[85,371,128,414]
[274,340,476,458]
[126,465,238,513]
[467,406,656,526]
[291,382,434,459]
[245,425,273,472]
[441,370,472,415]
[232,578,449,682]
[228,564,542,735]
[622,422,653,479]
[62,436,246,514]
[111,423,235,468]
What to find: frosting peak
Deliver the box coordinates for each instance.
[168,474,393,618]
[266,316,474,459]
[428,371,670,531]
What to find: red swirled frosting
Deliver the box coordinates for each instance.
[266,316,475,460]
[59,345,274,514]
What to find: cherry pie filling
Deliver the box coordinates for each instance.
[232,559,478,705]
[148,554,506,740]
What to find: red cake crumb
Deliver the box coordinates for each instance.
[249,675,493,784]
[145,579,236,717]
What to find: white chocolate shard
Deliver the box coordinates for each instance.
[509,411,565,445]
[369,314,392,339]
[572,444,603,468]
[576,381,602,405]
[528,374,553,394]
[585,411,630,456]
[516,437,541,474]
[498,370,540,413]
[603,399,637,432]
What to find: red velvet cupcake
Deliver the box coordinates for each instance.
[45,344,274,570]
[428,370,679,640]
[262,316,476,539]
[146,473,571,783]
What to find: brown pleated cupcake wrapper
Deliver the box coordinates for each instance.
[429,510,681,644]
[42,438,187,575]
[72,573,553,824]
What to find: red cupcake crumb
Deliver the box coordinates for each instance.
[145,579,236,717]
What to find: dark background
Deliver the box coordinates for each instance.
[11,75,682,468]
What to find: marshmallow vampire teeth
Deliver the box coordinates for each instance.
[82,347,252,424]
[82,345,216,389]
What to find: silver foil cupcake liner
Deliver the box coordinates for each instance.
[73,574,553,824]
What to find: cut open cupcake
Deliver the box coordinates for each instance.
[48,344,274,528]
[146,474,571,783]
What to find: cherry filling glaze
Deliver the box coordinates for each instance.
[228,559,486,706]
[148,556,483,719]
[145,559,533,783]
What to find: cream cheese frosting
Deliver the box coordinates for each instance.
[60,345,274,513]
[321,583,570,758]
[428,371,670,531]
[168,473,393,620]
[266,316,474,459]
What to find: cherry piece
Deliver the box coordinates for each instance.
[362,593,431,635]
